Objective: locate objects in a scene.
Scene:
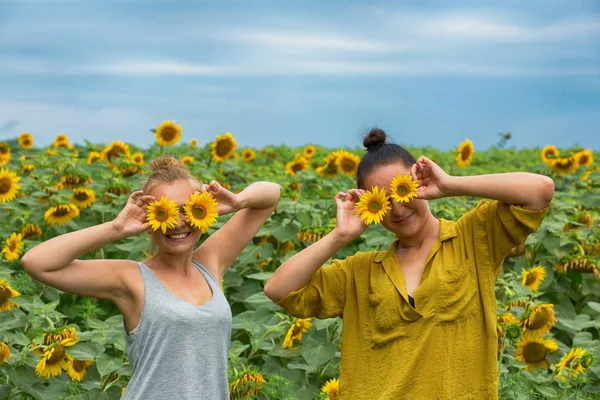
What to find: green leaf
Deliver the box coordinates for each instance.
[68,342,106,360]
[587,302,600,314]
[246,272,273,282]
[301,339,336,367]
[534,384,558,398]
[95,354,123,378]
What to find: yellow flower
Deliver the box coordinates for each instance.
[550,156,579,175]
[190,138,198,147]
[316,153,339,178]
[155,120,182,147]
[21,163,35,173]
[286,159,308,176]
[355,186,391,225]
[497,312,516,325]
[183,192,219,233]
[230,372,266,399]
[181,155,194,165]
[582,166,600,182]
[574,149,593,167]
[131,152,145,165]
[540,145,559,164]
[65,357,94,382]
[3,232,24,261]
[521,304,557,338]
[514,336,558,371]
[44,203,80,226]
[0,280,21,312]
[555,256,600,278]
[335,150,360,176]
[35,337,78,379]
[0,342,9,365]
[0,142,10,156]
[86,151,102,165]
[71,188,97,209]
[54,134,69,145]
[0,153,10,167]
[0,168,21,203]
[101,141,131,165]
[321,377,339,400]
[18,132,34,149]
[521,266,546,291]
[43,327,79,345]
[556,347,588,380]
[21,223,42,239]
[210,132,237,162]
[146,196,179,233]
[304,145,316,159]
[282,318,313,348]
[456,139,475,167]
[389,174,419,203]
[242,148,255,162]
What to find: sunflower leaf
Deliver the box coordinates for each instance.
[68,342,105,360]
[95,353,123,378]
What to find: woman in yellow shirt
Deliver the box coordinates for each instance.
[264,128,554,400]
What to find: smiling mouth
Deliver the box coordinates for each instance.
[166,232,191,240]
[393,213,413,223]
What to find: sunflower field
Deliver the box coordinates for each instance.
[1,127,600,399]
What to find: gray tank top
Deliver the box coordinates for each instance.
[122,259,232,399]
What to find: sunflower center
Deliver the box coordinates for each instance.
[368,201,382,212]
[23,138,31,146]
[216,139,233,156]
[53,206,70,217]
[73,359,87,372]
[325,161,338,174]
[397,185,408,195]
[340,159,356,173]
[461,146,472,160]
[0,286,11,301]
[292,163,304,174]
[156,209,168,222]
[0,147,9,155]
[160,127,176,141]
[193,205,206,219]
[74,192,89,201]
[524,273,538,286]
[48,346,66,364]
[107,146,126,161]
[527,308,551,330]
[0,177,12,194]
[7,239,17,252]
[523,342,547,363]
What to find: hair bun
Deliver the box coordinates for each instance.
[149,155,186,171]
[363,128,387,151]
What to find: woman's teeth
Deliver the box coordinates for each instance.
[168,233,188,239]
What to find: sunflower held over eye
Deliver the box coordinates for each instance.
[321,377,339,400]
[3,233,24,261]
[184,192,219,233]
[44,203,80,226]
[146,196,179,234]
[282,318,313,348]
[550,156,579,175]
[456,139,475,168]
[574,149,593,167]
[540,145,559,164]
[155,120,182,147]
[242,148,255,162]
[86,151,102,165]
[390,174,419,203]
[0,279,21,312]
[355,186,391,225]
[336,150,361,176]
[70,188,97,209]
[521,265,546,291]
[18,132,34,149]
[514,336,558,371]
[230,371,266,399]
[521,304,557,337]
[0,168,21,203]
[286,159,308,176]
[210,132,237,163]
[65,358,94,382]
[131,152,144,165]
[35,337,78,379]
[304,144,316,159]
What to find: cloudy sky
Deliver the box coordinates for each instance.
[0,0,598,151]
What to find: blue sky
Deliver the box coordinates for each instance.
[0,0,599,151]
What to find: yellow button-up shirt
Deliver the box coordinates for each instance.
[277,200,548,400]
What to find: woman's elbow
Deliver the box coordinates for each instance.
[263,280,281,302]
[539,176,555,207]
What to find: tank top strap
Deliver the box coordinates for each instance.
[191,259,219,288]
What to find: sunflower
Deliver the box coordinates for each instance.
[456,139,475,167]
[70,188,96,209]
[101,141,131,166]
[304,145,316,159]
[0,153,10,167]
[582,167,600,182]
[242,148,255,162]
[53,140,74,150]
[390,174,419,203]
[183,192,219,233]
[86,151,102,165]
[54,134,69,145]
[0,280,21,312]
[540,145,559,164]
[35,337,78,379]
[282,318,313,348]
[556,347,588,380]
[286,159,308,176]
[181,155,194,165]
[316,153,339,178]
[146,196,179,234]
[0,168,21,203]
[21,223,42,240]
[321,377,339,400]
[18,132,34,149]
[335,150,360,176]
[355,186,391,225]
[131,152,145,165]
[555,256,600,279]
[497,312,516,325]
[550,156,579,175]
[514,336,558,371]
[230,372,266,399]
[3,232,24,261]
[0,142,9,156]
[44,203,80,226]
[43,327,79,345]
[521,304,557,337]
[65,358,94,382]
[190,138,198,147]
[574,149,593,167]
[0,342,9,365]
[120,166,143,178]
[210,132,237,162]
[21,163,35,173]
[155,120,182,147]
[521,266,546,291]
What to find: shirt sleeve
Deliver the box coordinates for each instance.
[275,256,354,319]
[459,199,549,270]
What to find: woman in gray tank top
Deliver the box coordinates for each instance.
[22,155,281,399]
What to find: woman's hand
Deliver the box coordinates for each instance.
[201,180,241,215]
[411,156,452,200]
[332,189,369,243]
[111,190,156,238]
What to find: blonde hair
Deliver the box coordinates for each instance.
[140,155,202,193]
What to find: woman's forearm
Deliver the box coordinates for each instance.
[238,181,280,209]
[443,172,554,210]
